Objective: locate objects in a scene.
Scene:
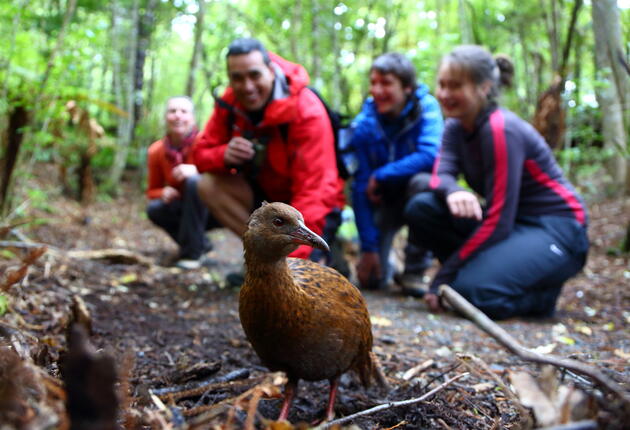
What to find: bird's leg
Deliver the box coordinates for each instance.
[324,377,339,421]
[277,379,298,421]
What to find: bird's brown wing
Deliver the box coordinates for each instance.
[287,258,374,384]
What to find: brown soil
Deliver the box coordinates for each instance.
[1,176,628,429]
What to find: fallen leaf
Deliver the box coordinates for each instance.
[118,273,138,284]
[603,322,615,331]
[613,349,630,361]
[557,336,575,345]
[575,325,592,336]
[509,371,557,426]
[472,382,494,393]
[370,316,392,327]
[531,343,557,354]
[0,294,8,315]
[402,359,434,380]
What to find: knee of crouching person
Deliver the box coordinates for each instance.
[406,172,432,197]
[196,173,216,203]
[403,191,435,225]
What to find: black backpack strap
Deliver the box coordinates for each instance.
[279,123,290,143]
[212,89,237,137]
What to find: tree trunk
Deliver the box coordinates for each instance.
[36,0,78,103]
[533,0,582,148]
[0,105,29,215]
[289,0,302,62]
[0,0,27,103]
[592,0,629,194]
[542,0,560,72]
[186,0,206,97]
[134,0,158,129]
[310,0,321,85]
[107,0,139,192]
[331,5,341,109]
[517,20,535,113]
[458,0,473,44]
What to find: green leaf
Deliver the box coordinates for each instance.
[0,294,9,316]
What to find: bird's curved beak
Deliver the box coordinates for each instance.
[289,221,330,252]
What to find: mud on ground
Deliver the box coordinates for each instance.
[1,178,628,429]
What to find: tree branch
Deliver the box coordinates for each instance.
[321,373,469,429]
[438,285,630,407]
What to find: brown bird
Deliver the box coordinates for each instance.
[239,202,386,422]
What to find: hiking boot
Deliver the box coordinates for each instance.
[393,272,428,298]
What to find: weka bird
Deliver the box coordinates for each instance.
[239,202,386,422]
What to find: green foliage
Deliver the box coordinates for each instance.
[27,188,56,214]
[556,143,616,199]
[0,294,8,316]
[0,0,625,209]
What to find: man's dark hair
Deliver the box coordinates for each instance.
[371,52,417,90]
[226,38,271,65]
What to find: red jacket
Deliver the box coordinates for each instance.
[194,52,345,258]
[146,138,196,200]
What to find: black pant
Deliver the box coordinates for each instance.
[405,192,589,319]
[371,173,433,289]
[147,175,212,260]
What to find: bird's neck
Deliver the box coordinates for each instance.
[243,253,301,296]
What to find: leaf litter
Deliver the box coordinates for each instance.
[0,178,628,429]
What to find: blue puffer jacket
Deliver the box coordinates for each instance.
[350,84,443,252]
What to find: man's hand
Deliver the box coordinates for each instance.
[224,136,256,167]
[366,175,382,205]
[446,190,482,220]
[161,186,180,204]
[357,251,382,288]
[172,164,198,182]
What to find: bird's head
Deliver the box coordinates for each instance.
[243,202,330,259]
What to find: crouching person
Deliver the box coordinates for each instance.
[193,38,345,284]
[405,46,589,319]
[146,96,213,269]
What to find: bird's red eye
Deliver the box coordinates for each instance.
[273,217,285,226]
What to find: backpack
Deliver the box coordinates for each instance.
[301,86,355,180]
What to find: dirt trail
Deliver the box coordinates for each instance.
[1,183,628,428]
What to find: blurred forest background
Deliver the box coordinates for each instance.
[0,0,628,218]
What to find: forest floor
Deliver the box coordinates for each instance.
[1,170,629,429]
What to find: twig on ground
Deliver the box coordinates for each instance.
[535,420,598,430]
[151,368,251,398]
[439,285,630,407]
[456,353,532,425]
[321,372,469,429]
[0,240,58,251]
[402,359,434,381]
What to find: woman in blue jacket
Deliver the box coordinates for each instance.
[350,52,443,293]
[405,45,589,319]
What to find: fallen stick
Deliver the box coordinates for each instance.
[438,285,630,406]
[535,420,598,430]
[0,240,59,251]
[150,368,251,397]
[321,372,469,429]
[0,241,154,266]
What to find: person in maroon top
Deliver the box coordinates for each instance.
[146,96,212,269]
[405,45,589,319]
[193,38,345,262]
